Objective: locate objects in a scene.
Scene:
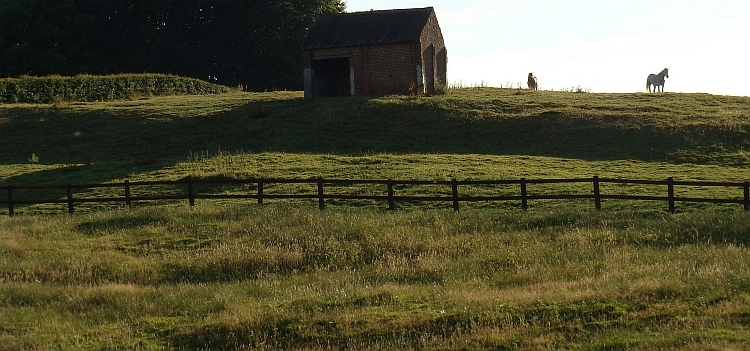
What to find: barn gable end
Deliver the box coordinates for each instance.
[302,7,447,98]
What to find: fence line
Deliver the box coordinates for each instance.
[1,176,749,216]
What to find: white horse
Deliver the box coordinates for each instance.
[527,73,538,90]
[646,68,669,93]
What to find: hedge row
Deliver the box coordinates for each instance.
[0,74,232,103]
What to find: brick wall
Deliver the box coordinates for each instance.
[420,11,447,92]
[359,42,421,95]
[306,42,421,96]
[303,9,447,98]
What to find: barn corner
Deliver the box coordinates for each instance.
[302,7,447,99]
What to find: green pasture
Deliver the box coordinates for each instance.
[2,82,750,349]
[1,86,749,215]
[3,205,750,350]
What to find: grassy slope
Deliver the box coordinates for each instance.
[2,89,750,167]
[2,88,750,214]
[2,88,750,349]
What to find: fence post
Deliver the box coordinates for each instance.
[317,178,325,210]
[667,177,675,213]
[452,178,459,212]
[387,180,395,210]
[6,185,13,217]
[593,176,601,211]
[67,185,74,213]
[744,181,749,211]
[520,178,528,211]
[257,180,264,205]
[124,180,132,208]
[187,178,195,207]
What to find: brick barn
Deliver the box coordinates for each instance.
[302,7,447,98]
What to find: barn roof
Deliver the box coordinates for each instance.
[302,7,434,50]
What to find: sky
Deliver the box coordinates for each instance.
[344,0,750,96]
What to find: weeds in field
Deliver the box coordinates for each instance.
[2,205,750,349]
[3,87,750,349]
[449,80,488,89]
[561,85,591,93]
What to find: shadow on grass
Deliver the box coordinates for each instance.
[1,94,748,190]
[0,162,168,214]
[74,211,170,235]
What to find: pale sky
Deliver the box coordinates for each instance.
[344,0,750,96]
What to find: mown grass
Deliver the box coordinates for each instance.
[2,86,750,349]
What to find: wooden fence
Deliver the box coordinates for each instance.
[1,176,749,216]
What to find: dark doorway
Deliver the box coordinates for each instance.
[423,44,435,95]
[312,57,351,98]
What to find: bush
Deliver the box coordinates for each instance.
[434,84,449,95]
[0,74,232,103]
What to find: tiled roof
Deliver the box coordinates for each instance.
[302,7,434,50]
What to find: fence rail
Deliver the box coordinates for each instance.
[1,176,749,216]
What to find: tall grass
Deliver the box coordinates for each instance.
[2,205,750,349]
[2,86,750,348]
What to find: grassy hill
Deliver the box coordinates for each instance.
[3,88,750,167]
[2,87,749,213]
[2,87,750,349]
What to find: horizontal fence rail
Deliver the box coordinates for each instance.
[1,176,749,216]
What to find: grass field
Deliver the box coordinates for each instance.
[2,86,750,349]
[2,88,750,214]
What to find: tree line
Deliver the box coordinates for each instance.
[0,0,345,91]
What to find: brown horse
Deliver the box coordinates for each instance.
[527,73,538,90]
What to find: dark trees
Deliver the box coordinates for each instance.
[0,0,345,91]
